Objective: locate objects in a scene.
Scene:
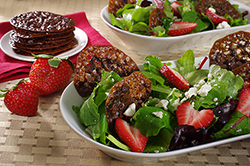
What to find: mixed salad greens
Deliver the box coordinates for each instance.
[109,0,248,37]
[73,49,250,153]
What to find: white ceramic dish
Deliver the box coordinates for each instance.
[0,27,88,62]
[60,57,250,163]
[100,0,250,54]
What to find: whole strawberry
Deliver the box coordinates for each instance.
[1,80,39,116]
[29,54,74,95]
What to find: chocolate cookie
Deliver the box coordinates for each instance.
[9,11,77,56]
[209,31,250,83]
[149,8,167,29]
[105,71,151,132]
[108,0,136,17]
[10,11,75,33]
[73,45,139,97]
[195,0,241,19]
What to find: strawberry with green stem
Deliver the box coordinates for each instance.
[29,54,74,95]
[0,79,39,116]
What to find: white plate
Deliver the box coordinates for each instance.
[0,27,88,62]
[101,0,250,53]
[59,57,250,163]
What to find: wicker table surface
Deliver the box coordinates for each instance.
[0,0,250,165]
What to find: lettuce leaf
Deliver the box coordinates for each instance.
[132,106,177,137]
[209,64,244,98]
[174,49,209,85]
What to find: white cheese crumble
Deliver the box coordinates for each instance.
[194,79,205,88]
[185,87,198,99]
[216,21,231,29]
[197,83,212,96]
[155,99,169,110]
[208,73,213,80]
[123,103,136,117]
[208,7,216,14]
[152,111,164,119]
[172,98,180,110]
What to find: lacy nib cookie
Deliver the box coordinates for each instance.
[108,0,136,17]
[195,0,241,19]
[73,45,139,97]
[105,71,151,132]
[9,11,78,56]
[209,31,250,82]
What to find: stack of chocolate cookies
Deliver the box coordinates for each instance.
[9,11,78,56]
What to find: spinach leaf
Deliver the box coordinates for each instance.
[143,128,173,152]
[79,92,99,126]
[92,102,108,144]
[174,49,208,85]
[209,64,244,98]
[133,107,177,137]
[195,80,227,109]
[109,13,126,30]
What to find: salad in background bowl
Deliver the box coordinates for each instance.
[60,48,250,162]
[100,0,250,53]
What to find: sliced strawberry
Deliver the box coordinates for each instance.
[168,22,197,36]
[160,63,190,90]
[176,101,214,129]
[235,88,250,117]
[170,1,182,18]
[205,8,229,25]
[115,118,148,152]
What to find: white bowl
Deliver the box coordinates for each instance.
[60,57,250,163]
[100,0,250,54]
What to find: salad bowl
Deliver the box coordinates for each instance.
[100,0,250,54]
[60,57,250,163]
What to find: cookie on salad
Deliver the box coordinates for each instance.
[108,0,136,17]
[73,45,139,97]
[209,31,250,83]
[194,0,242,19]
[105,71,151,132]
[149,8,167,29]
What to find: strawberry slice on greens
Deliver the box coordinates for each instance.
[176,101,215,129]
[160,63,190,90]
[168,22,197,36]
[115,118,148,152]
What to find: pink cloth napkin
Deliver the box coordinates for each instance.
[0,11,111,83]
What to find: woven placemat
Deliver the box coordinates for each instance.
[0,0,250,165]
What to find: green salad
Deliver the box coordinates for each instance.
[109,0,248,37]
[72,50,250,153]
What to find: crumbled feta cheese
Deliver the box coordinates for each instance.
[208,7,216,13]
[181,97,187,103]
[208,73,213,80]
[198,83,212,96]
[172,98,180,110]
[155,99,169,110]
[123,103,136,117]
[185,87,198,99]
[216,21,231,29]
[194,79,205,88]
[214,98,218,102]
[152,111,163,119]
